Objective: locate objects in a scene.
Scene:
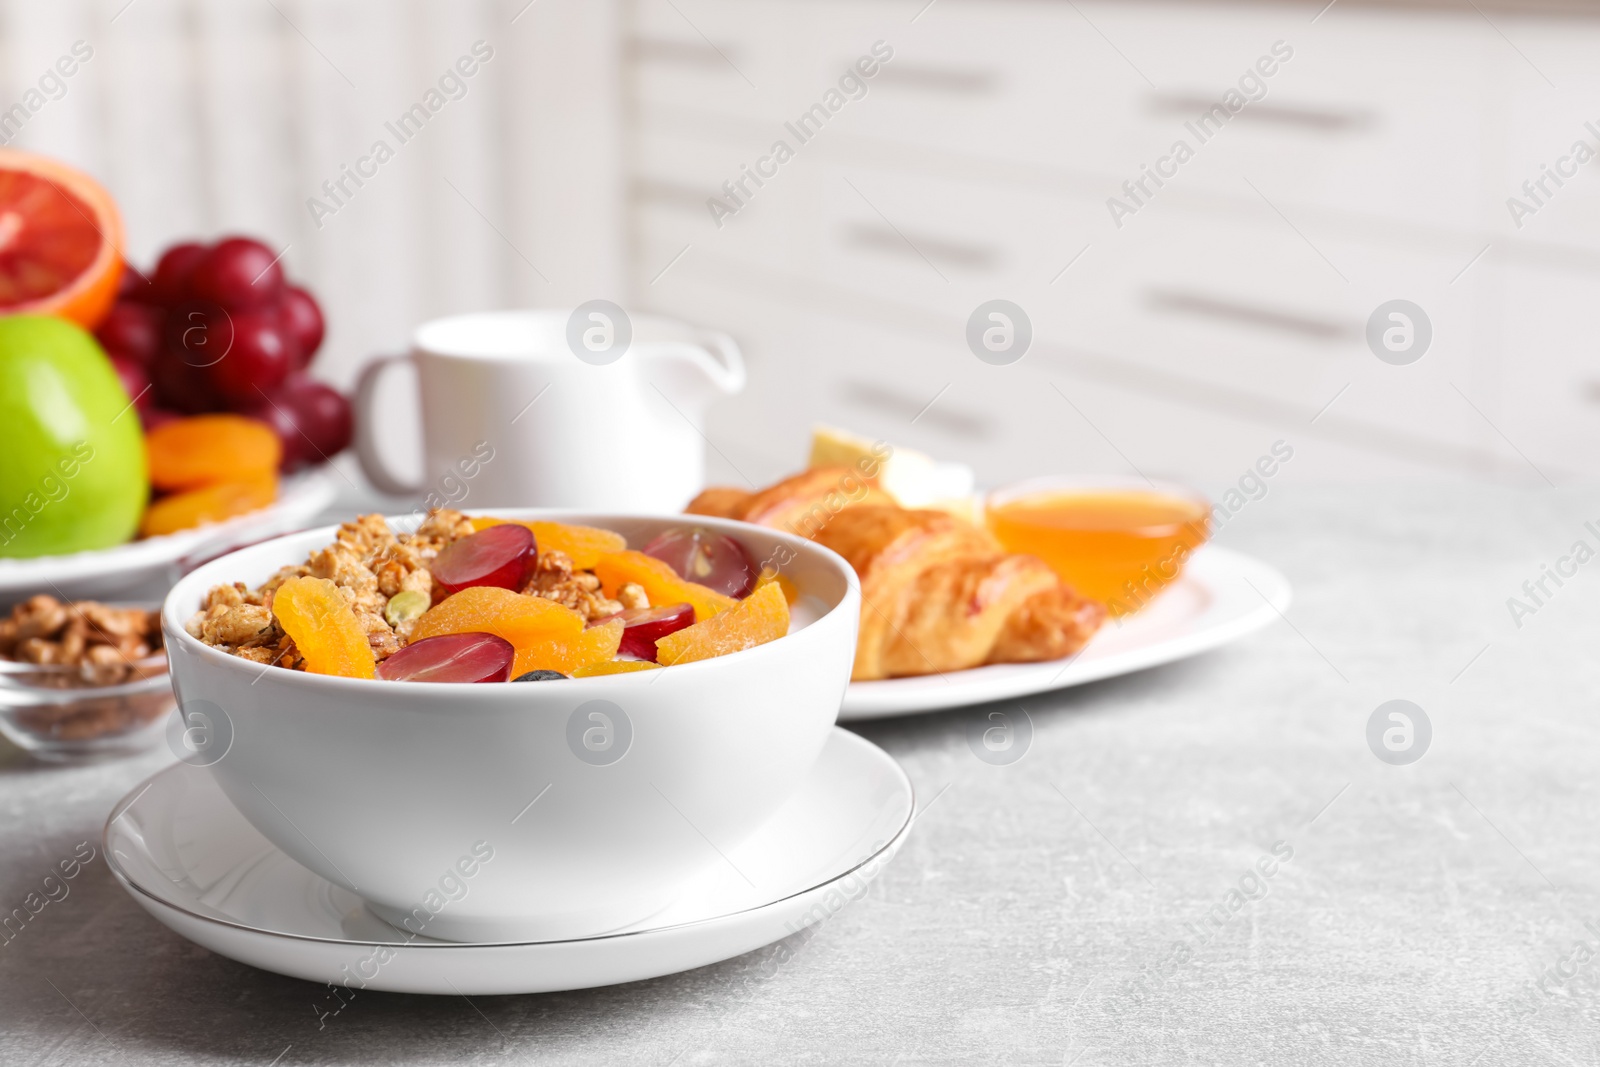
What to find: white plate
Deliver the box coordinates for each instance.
[0,468,338,603]
[839,545,1291,720]
[104,727,913,996]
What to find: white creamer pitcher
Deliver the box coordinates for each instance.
[353,309,745,512]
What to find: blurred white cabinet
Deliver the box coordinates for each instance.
[626,0,1600,486]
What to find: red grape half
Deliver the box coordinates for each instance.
[432,524,537,595]
[590,602,695,662]
[642,527,757,598]
[376,632,515,683]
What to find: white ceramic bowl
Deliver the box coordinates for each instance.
[161,511,860,943]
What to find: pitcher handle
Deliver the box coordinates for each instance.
[353,354,425,496]
[694,329,746,395]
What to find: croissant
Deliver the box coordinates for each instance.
[689,468,898,533]
[687,469,1105,680]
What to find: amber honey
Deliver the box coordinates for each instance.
[985,485,1211,616]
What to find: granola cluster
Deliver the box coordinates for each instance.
[188,509,648,670]
[0,596,163,686]
[527,550,637,619]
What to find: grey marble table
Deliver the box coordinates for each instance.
[2,482,1597,1066]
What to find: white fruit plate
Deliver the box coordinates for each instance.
[838,545,1291,720]
[0,467,338,604]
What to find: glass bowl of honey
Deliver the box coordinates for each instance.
[984,477,1212,617]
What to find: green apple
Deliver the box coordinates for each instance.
[0,315,149,558]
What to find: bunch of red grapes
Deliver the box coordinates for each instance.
[95,236,353,472]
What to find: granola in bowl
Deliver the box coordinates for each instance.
[157,508,861,943]
[0,596,173,760]
[1,595,163,683]
[185,510,791,682]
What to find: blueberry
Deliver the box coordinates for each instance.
[513,669,569,682]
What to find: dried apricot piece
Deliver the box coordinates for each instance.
[514,618,622,677]
[411,586,585,647]
[593,550,735,623]
[655,581,789,665]
[470,518,627,569]
[409,587,620,676]
[145,414,281,491]
[571,658,662,677]
[755,566,800,606]
[271,576,375,679]
[139,474,277,537]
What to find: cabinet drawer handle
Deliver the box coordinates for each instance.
[1147,289,1355,341]
[873,64,998,94]
[841,380,991,439]
[843,224,997,270]
[1145,94,1371,132]
[629,36,737,69]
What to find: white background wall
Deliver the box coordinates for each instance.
[0,0,627,482]
[3,0,1598,493]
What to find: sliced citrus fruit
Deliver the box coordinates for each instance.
[0,148,124,328]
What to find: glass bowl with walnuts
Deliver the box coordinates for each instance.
[0,596,173,762]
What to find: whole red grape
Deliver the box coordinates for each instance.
[164,301,235,369]
[151,346,223,413]
[95,301,163,366]
[240,392,313,471]
[242,375,351,470]
[150,242,209,305]
[283,375,353,458]
[205,306,292,403]
[279,286,324,368]
[117,266,156,304]
[108,355,152,412]
[189,236,284,310]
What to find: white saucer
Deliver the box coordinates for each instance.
[104,727,913,995]
[840,545,1291,719]
[0,467,338,603]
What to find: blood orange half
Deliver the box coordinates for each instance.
[0,148,123,328]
